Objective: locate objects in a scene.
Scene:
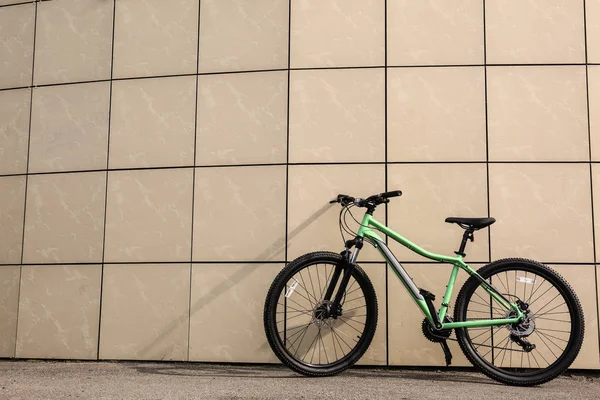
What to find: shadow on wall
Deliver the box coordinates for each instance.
[134,203,333,359]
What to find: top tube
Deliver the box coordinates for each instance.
[357,213,462,264]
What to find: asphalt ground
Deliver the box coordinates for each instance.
[1,361,599,400]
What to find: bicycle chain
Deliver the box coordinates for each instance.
[422,319,528,353]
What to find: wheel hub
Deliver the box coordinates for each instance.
[312,301,342,327]
[505,309,535,337]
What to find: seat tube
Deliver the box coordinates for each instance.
[439,264,460,322]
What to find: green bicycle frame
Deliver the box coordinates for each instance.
[355,213,523,330]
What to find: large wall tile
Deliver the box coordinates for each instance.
[289,69,384,163]
[490,164,593,263]
[589,0,600,63]
[23,172,106,264]
[486,0,585,64]
[555,265,599,369]
[197,71,287,166]
[199,0,288,73]
[387,164,489,262]
[0,88,30,175]
[290,0,384,68]
[287,164,385,261]
[589,66,600,160]
[0,176,26,264]
[110,76,195,169]
[0,3,34,89]
[99,264,190,361]
[193,166,286,261]
[488,67,588,161]
[189,263,282,362]
[388,67,486,162]
[0,267,20,357]
[113,0,198,78]
[29,82,110,173]
[387,0,483,66]
[16,265,101,359]
[388,263,475,366]
[104,169,193,262]
[34,0,114,85]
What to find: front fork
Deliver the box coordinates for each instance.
[322,237,363,318]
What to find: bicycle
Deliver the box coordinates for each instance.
[263,190,585,386]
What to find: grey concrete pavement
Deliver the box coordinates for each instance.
[1,361,599,400]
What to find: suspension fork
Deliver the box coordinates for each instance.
[323,237,363,318]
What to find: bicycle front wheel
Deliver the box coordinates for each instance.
[263,251,378,377]
[454,258,584,386]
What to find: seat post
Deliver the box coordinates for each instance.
[455,228,474,257]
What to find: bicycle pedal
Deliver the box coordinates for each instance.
[419,288,436,301]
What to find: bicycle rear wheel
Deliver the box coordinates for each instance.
[263,251,377,376]
[454,258,584,386]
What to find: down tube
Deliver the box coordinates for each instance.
[373,239,433,322]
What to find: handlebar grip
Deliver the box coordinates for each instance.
[381,190,402,198]
[329,194,355,204]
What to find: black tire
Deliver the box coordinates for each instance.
[454,258,584,386]
[264,251,378,377]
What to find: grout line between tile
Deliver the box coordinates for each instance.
[582,0,600,365]
[8,160,600,180]
[483,0,491,265]
[4,62,600,94]
[97,0,117,361]
[0,1,35,10]
[14,0,38,359]
[384,0,389,367]
[282,0,292,347]
[187,0,202,363]
[482,0,496,364]
[2,260,598,267]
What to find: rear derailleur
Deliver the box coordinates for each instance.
[506,301,536,353]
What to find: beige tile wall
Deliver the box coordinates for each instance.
[0,0,599,370]
[16,264,101,359]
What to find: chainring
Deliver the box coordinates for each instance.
[422,317,453,343]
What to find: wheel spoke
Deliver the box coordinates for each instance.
[533,331,559,359]
[297,271,318,307]
[526,278,547,305]
[331,326,356,351]
[528,284,555,308]
[306,268,319,305]
[536,317,571,323]
[532,293,562,316]
[472,292,507,314]
[277,304,311,314]
[315,265,323,300]
[344,295,365,304]
[337,317,364,335]
[343,304,366,313]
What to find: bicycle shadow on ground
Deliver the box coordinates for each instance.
[130,363,302,379]
[129,362,499,386]
[135,203,332,360]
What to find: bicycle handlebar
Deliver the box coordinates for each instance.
[329,190,402,207]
